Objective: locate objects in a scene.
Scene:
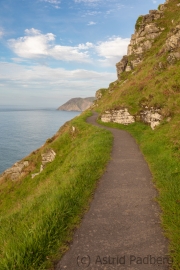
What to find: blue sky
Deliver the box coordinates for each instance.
[0,0,163,108]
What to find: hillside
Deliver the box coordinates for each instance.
[57,97,95,111]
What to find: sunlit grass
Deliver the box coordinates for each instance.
[0,111,113,269]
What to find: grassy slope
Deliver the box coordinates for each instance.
[94,0,180,269]
[0,111,113,269]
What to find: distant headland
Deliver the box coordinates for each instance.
[57,97,95,112]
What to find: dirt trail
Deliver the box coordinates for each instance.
[55,113,170,270]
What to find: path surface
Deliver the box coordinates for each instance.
[55,113,170,270]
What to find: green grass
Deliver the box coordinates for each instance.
[98,119,180,269]
[0,111,113,269]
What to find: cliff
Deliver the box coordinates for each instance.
[116,0,180,80]
[95,0,180,130]
[57,97,95,112]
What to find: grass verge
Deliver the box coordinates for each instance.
[0,111,113,270]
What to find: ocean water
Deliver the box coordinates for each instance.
[0,107,80,174]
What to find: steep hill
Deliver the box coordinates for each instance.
[57,97,95,111]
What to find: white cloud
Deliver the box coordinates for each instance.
[50,45,90,62]
[41,0,61,7]
[78,42,94,49]
[0,62,115,82]
[87,21,97,26]
[0,62,116,106]
[0,28,4,38]
[43,0,60,3]
[85,11,101,16]
[8,28,91,63]
[8,29,130,67]
[75,0,100,3]
[8,28,55,58]
[95,37,130,66]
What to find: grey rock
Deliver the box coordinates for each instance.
[101,109,135,125]
[140,108,162,129]
[116,8,164,79]
[164,24,180,52]
[116,55,128,80]
[101,108,162,130]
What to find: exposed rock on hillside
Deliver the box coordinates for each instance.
[116,0,180,80]
[101,109,135,125]
[0,161,29,181]
[57,97,95,112]
[101,107,162,130]
[95,89,108,100]
[163,24,180,63]
[116,8,165,80]
[32,148,56,179]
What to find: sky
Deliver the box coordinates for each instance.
[0,0,163,108]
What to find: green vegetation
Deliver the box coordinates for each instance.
[135,15,143,31]
[0,111,113,269]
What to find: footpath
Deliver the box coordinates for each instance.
[55,113,170,270]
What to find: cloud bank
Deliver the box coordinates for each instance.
[8,28,130,66]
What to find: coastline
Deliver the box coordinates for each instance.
[0,109,80,175]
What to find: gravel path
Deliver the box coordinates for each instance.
[55,113,170,270]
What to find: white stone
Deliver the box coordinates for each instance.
[125,65,132,72]
[31,173,40,179]
[101,109,135,125]
[140,109,162,130]
[23,161,29,167]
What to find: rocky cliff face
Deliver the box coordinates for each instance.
[116,0,180,80]
[116,9,164,80]
[57,97,95,112]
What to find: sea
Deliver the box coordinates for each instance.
[0,106,80,174]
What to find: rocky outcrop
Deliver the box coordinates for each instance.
[101,109,135,125]
[1,161,29,181]
[116,56,128,78]
[140,107,162,130]
[163,24,180,63]
[32,149,56,179]
[101,107,162,130]
[116,8,165,80]
[95,90,103,100]
[128,21,164,57]
[0,148,57,181]
[95,88,107,100]
[57,97,95,112]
